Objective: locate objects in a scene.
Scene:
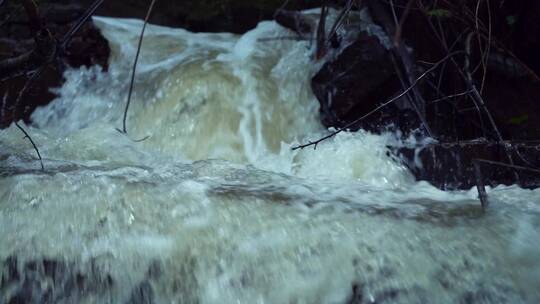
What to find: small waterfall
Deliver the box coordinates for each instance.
[0,15,539,304]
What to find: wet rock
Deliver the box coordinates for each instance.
[311,30,403,132]
[396,140,540,190]
[274,9,315,37]
[0,255,169,303]
[373,288,401,303]
[459,284,523,304]
[346,282,364,304]
[0,256,114,303]
[127,281,154,304]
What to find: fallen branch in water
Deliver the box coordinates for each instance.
[118,0,156,138]
[464,32,519,183]
[473,158,540,209]
[474,159,540,175]
[292,51,464,150]
[473,160,488,208]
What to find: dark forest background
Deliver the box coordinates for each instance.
[1,0,539,194]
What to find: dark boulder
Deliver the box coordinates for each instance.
[308,1,540,190]
[0,256,114,303]
[0,255,163,303]
[274,9,314,37]
[311,30,411,133]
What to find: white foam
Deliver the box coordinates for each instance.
[1,15,538,304]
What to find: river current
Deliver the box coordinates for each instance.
[0,15,539,303]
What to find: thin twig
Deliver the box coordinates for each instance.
[463,31,487,136]
[1,89,8,124]
[12,65,48,124]
[15,122,44,170]
[480,0,491,93]
[393,0,414,47]
[20,0,42,34]
[419,4,489,137]
[292,51,464,150]
[327,0,357,45]
[0,0,51,80]
[7,0,106,170]
[119,0,157,135]
[514,147,540,170]
[424,78,497,138]
[371,0,433,136]
[314,4,328,60]
[277,0,292,12]
[428,90,473,104]
[463,31,516,182]
[473,160,489,208]
[10,65,47,171]
[474,159,540,174]
[1,0,104,81]
[59,0,105,51]
[474,155,540,209]
[257,36,312,42]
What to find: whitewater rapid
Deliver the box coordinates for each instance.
[1,14,539,303]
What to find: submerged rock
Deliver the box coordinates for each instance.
[0,256,114,303]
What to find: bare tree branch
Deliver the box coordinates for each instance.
[119,0,157,136]
[369,0,434,137]
[59,0,105,51]
[473,159,540,175]
[292,51,464,150]
[314,4,328,60]
[15,122,44,170]
[20,0,42,34]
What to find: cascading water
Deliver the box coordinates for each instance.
[1,14,539,304]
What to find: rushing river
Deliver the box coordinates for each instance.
[1,14,539,304]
